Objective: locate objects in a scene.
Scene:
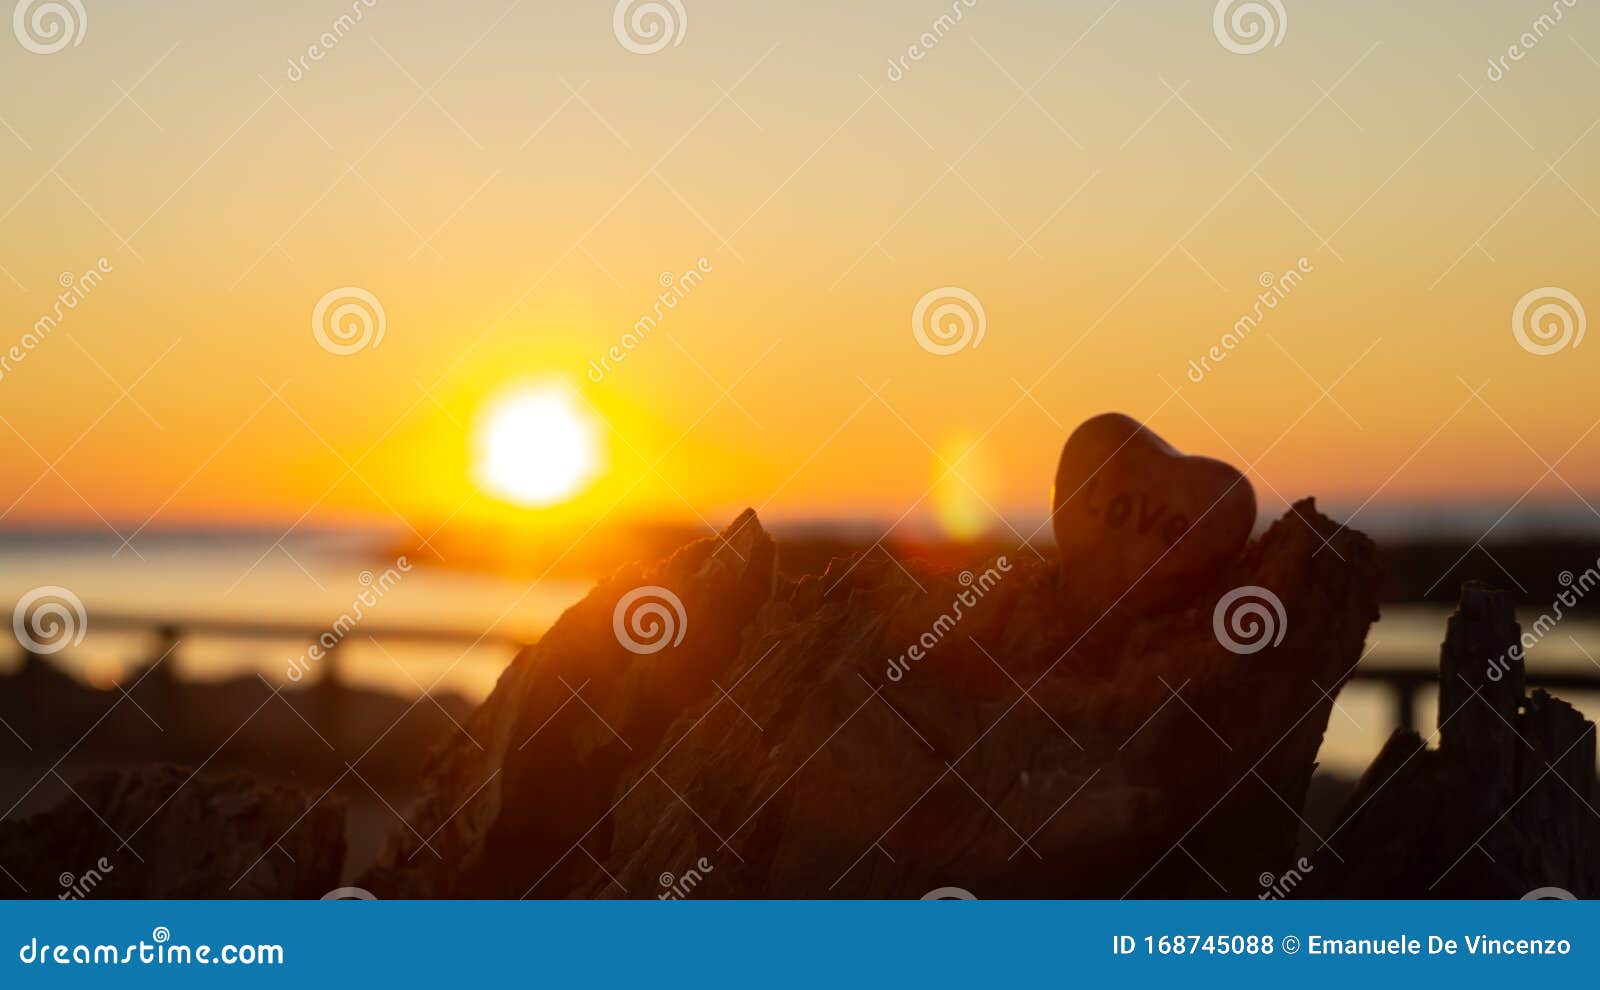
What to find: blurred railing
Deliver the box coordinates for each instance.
[1349,667,1600,732]
[3,615,533,780]
[79,612,528,686]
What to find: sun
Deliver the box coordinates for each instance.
[473,384,602,507]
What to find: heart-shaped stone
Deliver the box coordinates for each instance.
[1052,413,1255,612]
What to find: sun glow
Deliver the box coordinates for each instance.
[474,384,602,507]
[933,431,995,541]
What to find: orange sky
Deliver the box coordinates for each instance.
[2,1,1598,543]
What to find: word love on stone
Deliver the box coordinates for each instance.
[1052,413,1255,611]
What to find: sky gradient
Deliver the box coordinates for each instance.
[2,0,1598,544]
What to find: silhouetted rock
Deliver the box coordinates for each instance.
[0,766,343,898]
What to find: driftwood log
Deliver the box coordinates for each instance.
[5,505,1595,898]
[0,766,343,898]
[1300,582,1598,898]
[364,500,1383,897]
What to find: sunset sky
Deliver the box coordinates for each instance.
[2,0,1598,544]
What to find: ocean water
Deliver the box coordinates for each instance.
[2,541,1597,777]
